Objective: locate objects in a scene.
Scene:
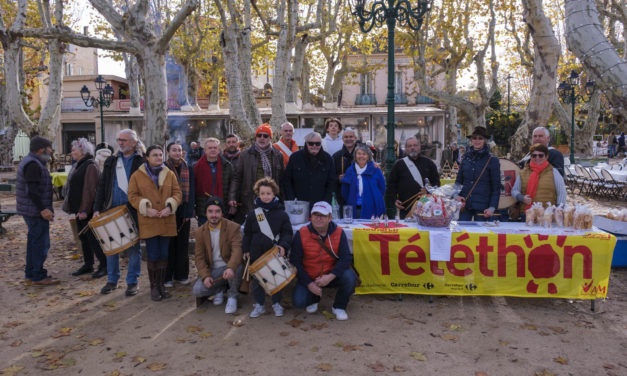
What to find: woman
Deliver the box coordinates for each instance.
[512,143,566,212]
[455,126,501,221]
[62,138,107,278]
[341,144,386,219]
[322,118,344,156]
[608,132,616,158]
[243,177,293,318]
[128,145,182,301]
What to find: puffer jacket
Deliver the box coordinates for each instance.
[455,145,501,211]
[242,198,293,261]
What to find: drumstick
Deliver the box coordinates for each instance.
[476,213,502,216]
[242,257,251,281]
[77,225,91,237]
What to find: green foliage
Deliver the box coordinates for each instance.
[489,88,501,110]
[486,110,522,150]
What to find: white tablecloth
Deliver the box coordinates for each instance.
[568,166,627,182]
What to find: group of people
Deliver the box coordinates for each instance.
[607,131,626,158]
[16,120,568,319]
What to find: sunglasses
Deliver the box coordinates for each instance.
[256,133,270,138]
[531,153,545,158]
[307,141,321,146]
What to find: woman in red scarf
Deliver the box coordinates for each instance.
[512,143,566,214]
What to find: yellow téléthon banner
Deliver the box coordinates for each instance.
[353,228,615,299]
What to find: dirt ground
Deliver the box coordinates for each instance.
[0,194,626,376]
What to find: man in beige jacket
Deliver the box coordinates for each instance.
[192,196,244,314]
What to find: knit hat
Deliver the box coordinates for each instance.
[204,196,225,213]
[29,136,52,152]
[256,123,273,138]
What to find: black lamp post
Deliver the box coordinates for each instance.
[80,75,114,143]
[351,0,432,217]
[557,70,595,164]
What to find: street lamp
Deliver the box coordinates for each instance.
[81,75,114,143]
[557,70,595,164]
[351,0,432,217]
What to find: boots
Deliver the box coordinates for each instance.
[157,259,171,300]
[147,260,161,301]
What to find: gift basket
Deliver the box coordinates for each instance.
[413,183,462,227]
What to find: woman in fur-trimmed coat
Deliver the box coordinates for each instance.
[128,145,182,301]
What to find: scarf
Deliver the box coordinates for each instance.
[145,162,163,188]
[195,156,223,198]
[254,143,273,177]
[465,144,490,162]
[165,158,190,203]
[525,160,550,210]
[254,196,281,211]
[223,149,241,162]
[355,162,368,197]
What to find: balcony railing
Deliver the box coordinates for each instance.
[355,94,377,105]
[394,93,408,104]
[416,95,436,104]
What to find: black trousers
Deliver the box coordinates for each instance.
[166,211,190,281]
[76,218,106,268]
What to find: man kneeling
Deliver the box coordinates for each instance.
[192,197,243,314]
[290,202,356,320]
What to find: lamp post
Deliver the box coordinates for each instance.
[80,75,114,144]
[557,70,595,164]
[351,0,432,217]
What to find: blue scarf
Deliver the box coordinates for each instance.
[254,196,281,212]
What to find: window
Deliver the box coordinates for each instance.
[395,72,403,94]
[66,63,73,76]
[360,73,373,95]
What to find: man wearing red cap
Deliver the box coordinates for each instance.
[229,124,284,222]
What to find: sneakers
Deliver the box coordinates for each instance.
[213,291,224,305]
[332,307,348,321]
[125,283,138,296]
[176,278,191,285]
[163,281,174,288]
[225,297,238,314]
[32,277,60,286]
[249,303,266,318]
[272,303,284,317]
[306,303,318,313]
[100,282,117,294]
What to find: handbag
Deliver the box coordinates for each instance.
[460,156,492,212]
[314,237,361,287]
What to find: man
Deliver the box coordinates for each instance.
[519,127,564,176]
[194,138,234,225]
[222,134,241,167]
[16,136,59,286]
[284,132,336,208]
[164,142,195,287]
[441,143,458,169]
[192,197,243,314]
[332,127,358,206]
[93,129,145,296]
[187,141,203,167]
[273,122,299,166]
[229,123,284,222]
[618,132,626,155]
[290,202,356,321]
[386,137,440,219]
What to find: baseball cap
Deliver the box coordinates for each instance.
[311,201,332,216]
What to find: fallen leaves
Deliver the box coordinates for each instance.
[548,326,566,334]
[132,356,147,364]
[367,361,386,372]
[288,340,298,346]
[89,338,104,346]
[3,321,23,328]
[51,327,72,338]
[285,319,303,328]
[78,291,95,297]
[321,310,335,320]
[114,351,126,359]
[440,333,459,342]
[475,372,490,376]
[393,365,406,372]
[315,363,332,372]
[146,362,167,371]
[0,365,24,376]
[520,323,537,331]
[553,356,568,365]
[186,326,203,333]
[279,331,289,336]
[9,340,22,347]
[410,352,427,361]
[198,332,212,338]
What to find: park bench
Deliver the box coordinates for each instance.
[0,183,17,235]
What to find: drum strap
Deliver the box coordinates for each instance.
[402,157,423,187]
[115,157,128,194]
[254,207,278,243]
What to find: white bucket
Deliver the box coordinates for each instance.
[285,200,309,225]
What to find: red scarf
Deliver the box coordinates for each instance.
[194,156,223,198]
[525,160,549,210]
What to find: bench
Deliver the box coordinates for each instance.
[0,209,16,235]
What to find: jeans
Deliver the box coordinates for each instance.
[23,216,50,282]
[166,214,190,281]
[608,145,616,158]
[459,209,492,222]
[76,218,106,268]
[192,264,244,299]
[107,241,141,285]
[292,268,357,310]
[145,236,171,262]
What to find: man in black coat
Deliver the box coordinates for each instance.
[284,132,336,208]
[332,127,358,205]
[518,127,564,176]
[386,137,440,219]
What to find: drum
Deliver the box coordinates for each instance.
[88,205,139,256]
[249,246,296,295]
[498,158,520,209]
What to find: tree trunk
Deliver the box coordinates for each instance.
[287,35,308,104]
[123,53,141,111]
[301,57,312,106]
[38,37,65,139]
[565,0,627,120]
[137,49,169,145]
[510,0,561,159]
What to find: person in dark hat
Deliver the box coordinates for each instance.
[16,136,59,285]
[455,126,501,221]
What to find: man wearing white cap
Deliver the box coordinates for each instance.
[290,201,357,320]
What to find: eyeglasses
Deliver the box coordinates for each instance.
[256,134,270,139]
[531,153,545,158]
[117,138,130,142]
[471,136,484,140]
[307,141,321,147]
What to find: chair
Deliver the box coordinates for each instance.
[573,165,591,195]
[563,168,576,193]
[588,168,609,197]
[601,169,626,199]
[611,164,623,171]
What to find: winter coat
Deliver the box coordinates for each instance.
[194,217,242,281]
[16,153,53,217]
[127,164,182,239]
[385,155,440,218]
[283,149,336,208]
[242,198,293,261]
[194,155,233,217]
[341,161,386,219]
[64,154,99,215]
[332,145,355,206]
[455,145,501,211]
[93,153,144,213]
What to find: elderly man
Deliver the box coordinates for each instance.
[194,138,234,225]
[441,143,458,169]
[222,134,241,167]
[290,202,356,320]
[519,127,564,176]
[273,122,299,166]
[93,129,145,296]
[17,136,59,286]
[332,127,358,206]
[229,123,284,222]
[192,197,243,314]
[187,141,203,167]
[284,132,336,208]
[386,137,440,218]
